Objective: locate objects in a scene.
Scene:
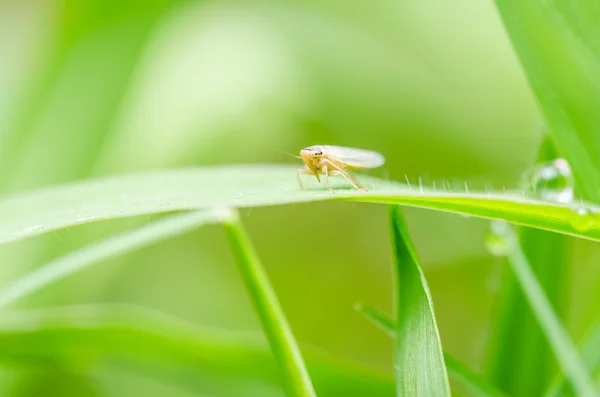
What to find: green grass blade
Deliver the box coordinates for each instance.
[487,228,568,396]
[0,304,393,397]
[4,166,600,244]
[444,356,507,397]
[354,303,507,397]
[498,224,596,397]
[486,138,570,395]
[222,209,316,397]
[546,317,600,396]
[353,303,395,335]
[494,1,600,202]
[0,210,224,310]
[389,205,450,397]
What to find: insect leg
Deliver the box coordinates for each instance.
[322,160,367,191]
[346,171,368,191]
[323,165,334,193]
[296,168,307,190]
[297,168,319,190]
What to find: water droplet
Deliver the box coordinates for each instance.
[569,206,598,232]
[484,220,514,257]
[521,158,574,203]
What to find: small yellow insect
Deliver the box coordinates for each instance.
[297,145,385,192]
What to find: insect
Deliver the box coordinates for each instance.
[297,145,385,192]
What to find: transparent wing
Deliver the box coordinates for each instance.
[318,145,385,168]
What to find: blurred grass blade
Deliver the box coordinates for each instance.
[498,223,596,397]
[487,138,570,395]
[487,228,568,396]
[0,304,393,397]
[389,206,450,397]
[444,356,507,397]
[0,210,224,310]
[546,317,600,396]
[354,303,394,335]
[5,166,600,244]
[355,303,506,397]
[222,209,316,397]
[0,0,184,190]
[494,1,600,202]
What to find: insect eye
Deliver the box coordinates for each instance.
[313,151,322,157]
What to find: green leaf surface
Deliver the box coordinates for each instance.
[222,210,316,397]
[0,210,225,310]
[389,206,450,397]
[494,0,600,202]
[0,304,393,397]
[3,165,600,245]
[500,224,596,396]
[355,303,506,397]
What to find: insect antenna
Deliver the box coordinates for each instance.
[273,148,301,159]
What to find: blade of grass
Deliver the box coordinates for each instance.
[0,0,186,189]
[545,316,600,396]
[354,303,507,397]
[4,166,600,244]
[487,229,568,396]
[496,223,596,397]
[494,1,600,203]
[0,209,225,310]
[389,205,450,397]
[0,304,393,397]
[444,355,506,397]
[354,303,395,335]
[486,137,570,396]
[221,209,315,397]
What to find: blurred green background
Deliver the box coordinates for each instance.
[2,0,588,395]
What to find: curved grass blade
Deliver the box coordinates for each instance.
[0,209,225,310]
[354,303,507,397]
[222,209,316,397]
[389,206,450,397]
[4,166,600,245]
[494,1,600,202]
[496,223,597,397]
[0,304,393,397]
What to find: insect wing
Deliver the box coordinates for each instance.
[322,146,385,168]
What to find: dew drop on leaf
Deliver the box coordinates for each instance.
[484,220,514,257]
[521,158,574,204]
[569,207,598,232]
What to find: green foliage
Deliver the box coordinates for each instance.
[388,206,450,396]
[355,303,507,397]
[547,317,600,396]
[0,210,225,309]
[222,209,315,397]
[498,224,595,396]
[4,166,600,244]
[495,0,600,202]
[486,139,570,396]
[1,0,600,396]
[0,304,393,396]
